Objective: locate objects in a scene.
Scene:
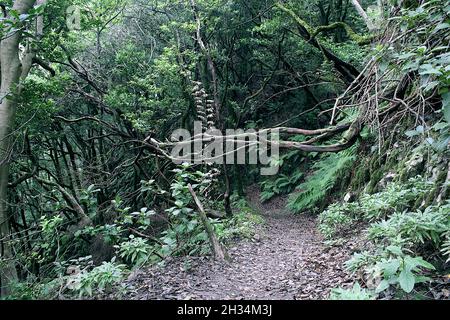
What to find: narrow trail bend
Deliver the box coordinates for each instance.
[125,188,362,300]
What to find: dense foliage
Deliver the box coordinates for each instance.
[0,0,448,300]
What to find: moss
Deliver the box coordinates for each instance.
[277,2,374,45]
[421,168,448,208]
[398,150,426,182]
[350,160,371,192]
[366,169,384,194]
[275,3,314,35]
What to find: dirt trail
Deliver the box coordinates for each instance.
[124,187,359,300]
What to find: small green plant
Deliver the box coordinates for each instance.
[68,259,126,298]
[345,251,378,273]
[371,247,435,294]
[368,205,449,248]
[75,224,124,245]
[260,171,303,202]
[118,206,156,230]
[318,203,355,240]
[346,245,435,295]
[217,209,264,242]
[116,235,153,267]
[359,177,433,221]
[330,283,375,300]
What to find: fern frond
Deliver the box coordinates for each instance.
[288,146,357,213]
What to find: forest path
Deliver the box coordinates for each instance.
[124,186,358,300]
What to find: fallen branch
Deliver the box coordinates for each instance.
[188,184,229,262]
[310,22,375,45]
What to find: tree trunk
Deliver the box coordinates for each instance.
[0,164,18,296]
[0,0,39,296]
[350,0,375,30]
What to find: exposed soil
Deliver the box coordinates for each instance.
[123,187,364,300]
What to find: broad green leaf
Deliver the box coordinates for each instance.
[419,64,442,76]
[415,275,431,284]
[404,256,420,272]
[382,259,401,277]
[442,92,450,123]
[375,280,390,293]
[174,200,184,208]
[399,270,415,293]
[412,257,435,270]
[386,245,403,256]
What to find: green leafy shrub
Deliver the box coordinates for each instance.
[330,283,375,300]
[358,177,433,221]
[324,174,446,298]
[318,176,435,241]
[345,251,378,274]
[75,224,124,245]
[3,281,44,300]
[288,147,357,213]
[260,171,303,202]
[372,252,435,294]
[156,164,221,257]
[156,165,265,257]
[318,203,356,240]
[345,245,435,295]
[68,259,126,298]
[116,236,153,267]
[79,184,101,215]
[217,209,264,242]
[368,204,450,249]
[37,215,65,264]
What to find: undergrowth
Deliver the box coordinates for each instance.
[320,175,449,299]
[4,166,262,300]
[288,146,358,213]
[320,115,449,300]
